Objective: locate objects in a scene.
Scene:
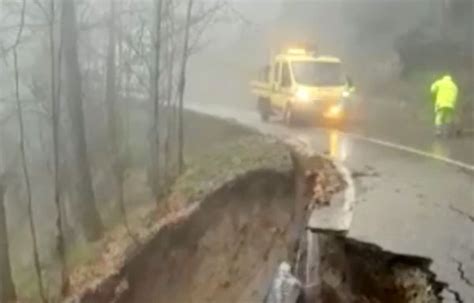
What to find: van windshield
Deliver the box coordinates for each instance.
[292,61,345,86]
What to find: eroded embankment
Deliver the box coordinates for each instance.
[69,115,445,303]
[69,136,302,303]
[301,233,444,303]
[120,170,297,303]
[77,168,301,303]
[299,154,444,303]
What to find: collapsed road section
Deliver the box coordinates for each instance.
[301,233,444,302]
[68,116,446,303]
[296,154,444,303]
[119,169,297,303]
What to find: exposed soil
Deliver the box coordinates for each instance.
[302,234,443,303]
[119,170,297,303]
[299,155,443,303]
[66,116,445,303]
[8,109,255,302]
[73,153,444,303]
[66,135,303,303]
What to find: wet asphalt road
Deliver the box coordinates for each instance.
[188,102,474,303]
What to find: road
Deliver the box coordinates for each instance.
[187,102,474,303]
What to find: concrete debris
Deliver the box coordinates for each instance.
[305,170,333,206]
[264,262,302,303]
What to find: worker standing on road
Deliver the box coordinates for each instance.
[430,74,459,137]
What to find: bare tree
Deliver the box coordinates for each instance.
[105,0,119,189]
[163,0,176,183]
[177,0,194,173]
[0,180,16,303]
[43,0,69,295]
[61,0,103,241]
[5,0,49,301]
[149,0,164,203]
[14,44,49,303]
[105,0,137,242]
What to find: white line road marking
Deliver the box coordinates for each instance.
[347,133,474,172]
[186,104,474,171]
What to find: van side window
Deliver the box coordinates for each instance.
[260,65,270,81]
[263,65,270,81]
[274,62,281,84]
[281,63,292,87]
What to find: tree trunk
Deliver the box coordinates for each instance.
[106,0,117,149]
[177,0,193,173]
[61,0,103,241]
[149,0,163,203]
[0,184,16,303]
[49,0,69,295]
[105,0,120,170]
[164,0,176,183]
[105,0,136,242]
[14,49,48,303]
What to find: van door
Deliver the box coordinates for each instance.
[272,60,292,110]
[270,60,282,109]
[279,61,293,107]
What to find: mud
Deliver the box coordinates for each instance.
[69,119,445,303]
[110,161,441,303]
[77,168,302,303]
[299,154,443,303]
[302,233,443,303]
[76,155,443,303]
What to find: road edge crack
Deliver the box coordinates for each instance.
[446,287,464,303]
[454,259,474,287]
[448,205,474,223]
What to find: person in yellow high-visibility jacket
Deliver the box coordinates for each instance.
[430,74,458,136]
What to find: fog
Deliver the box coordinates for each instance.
[0,0,472,301]
[189,0,472,108]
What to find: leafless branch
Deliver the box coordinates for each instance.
[32,0,50,20]
[0,23,48,32]
[0,0,27,56]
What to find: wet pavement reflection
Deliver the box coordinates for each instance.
[328,130,348,161]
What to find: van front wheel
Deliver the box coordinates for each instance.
[284,104,297,127]
[258,98,271,122]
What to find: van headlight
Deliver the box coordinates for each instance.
[342,90,351,98]
[295,88,310,102]
[324,104,344,118]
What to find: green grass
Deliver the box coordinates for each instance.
[9,117,290,302]
[173,135,292,203]
[12,240,100,302]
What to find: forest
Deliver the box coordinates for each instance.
[0,0,229,301]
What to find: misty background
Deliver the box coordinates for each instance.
[189,0,473,118]
[0,0,472,301]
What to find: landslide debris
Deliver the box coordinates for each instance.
[66,135,305,303]
[65,128,444,303]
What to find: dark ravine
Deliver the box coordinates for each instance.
[299,231,445,303]
[296,154,446,303]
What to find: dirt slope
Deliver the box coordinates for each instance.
[120,170,296,303]
[67,135,306,303]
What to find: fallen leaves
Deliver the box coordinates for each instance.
[65,201,199,302]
